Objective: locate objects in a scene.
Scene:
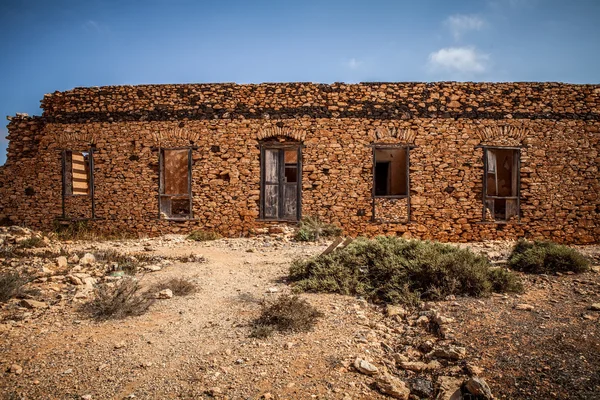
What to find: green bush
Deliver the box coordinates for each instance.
[295,216,342,242]
[187,230,222,242]
[250,295,323,338]
[508,240,590,274]
[289,236,522,304]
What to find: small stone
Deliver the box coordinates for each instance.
[515,303,534,311]
[20,299,48,309]
[114,341,126,349]
[386,305,407,318]
[430,345,466,360]
[56,256,68,268]
[81,395,92,400]
[69,254,80,264]
[410,378,434,398]
[157,289,173,299]
[9,364,23,375]
[399,360,441,372]
[353,357,378,375]
[437,376,462,400]
[66,275,83,285]
[376,373,410,399]
[466,363,484,376]
[589,303,600,311]
[145,265,162,272]
[80,253,96,266]
[62,368,73,375]
[266,287,279,293]
[262,393,273,400]
[463,376,493,399]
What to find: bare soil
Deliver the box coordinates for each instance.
[1,233,599,400]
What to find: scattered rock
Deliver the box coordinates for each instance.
[386,305,407,318]
[69,254,80,264]
[9,364,23,375]
[430,345,466,360]
[56,256,68,268]
[80,253,96,266]
[462,376,493,399]
[20,299,48,309]
[114,341,126,349]
[399,360,441,372]
[66,275,83,285]
[409,378,434,398]
[145,265,162,272]
[81,395,92,400]
[515,303,534,311]
[353,357,378,375]
[376,373,410,399]
[157,289,173,299]
[589,303,600,311]
[437,376,463,400]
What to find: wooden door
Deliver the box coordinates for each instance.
[261,146,301,221]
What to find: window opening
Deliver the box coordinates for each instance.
[483,147,520,221]
[159,148,192,219]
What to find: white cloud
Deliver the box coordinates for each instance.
[444,14,485,40]
[428,47,490,74]
[344,58,363,70]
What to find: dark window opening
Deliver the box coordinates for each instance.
[373,147,408,197]
[159,148,192,219]
[261,146,301,221]
[483,147,520,221]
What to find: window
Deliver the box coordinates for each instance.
[483,147,520,221]
[260,145,301,221]
[373,147,408,197]
[63,150,91,196]
[159,148,192,219]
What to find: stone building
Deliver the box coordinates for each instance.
[0,82,598,243]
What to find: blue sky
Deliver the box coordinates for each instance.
[1,0,599,165]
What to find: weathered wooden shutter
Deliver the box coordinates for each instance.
[71,152,89,195]
[263,149,280,218]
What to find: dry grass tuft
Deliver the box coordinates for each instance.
[84,277,154,320]
[250,295,323,338]
[150,277,198,296]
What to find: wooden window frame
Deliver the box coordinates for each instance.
[259,143,302,222]
[61,147,95,219]
[158,147,193,221]
[481,146,521,222]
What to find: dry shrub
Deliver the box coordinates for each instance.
[295,216,342,242]
[289,236,522,305]
[187,230,221,242]
[508,240,590,274]
[16,236,45,249]
[251,295,323,338]
[0,271,32,303]
[150,277,197,296]
[85,277,154,320]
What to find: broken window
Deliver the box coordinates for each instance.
[63,150,92,196]
[483,147,520,221]
[261,145,301,221]
[159,148,192,219]
[373,147,409,197]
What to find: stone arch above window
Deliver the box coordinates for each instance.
[151,127,202,147]
[372,126,417,144]
[56,130,95,148]
[476,125,528,147]
[257,126,305,142]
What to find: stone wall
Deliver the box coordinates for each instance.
[1,82,598,243]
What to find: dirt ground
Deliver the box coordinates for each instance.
[1,232,599,400]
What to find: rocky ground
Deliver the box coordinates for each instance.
[0,226,599,400]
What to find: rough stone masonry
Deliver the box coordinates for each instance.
[0,82,598,243]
